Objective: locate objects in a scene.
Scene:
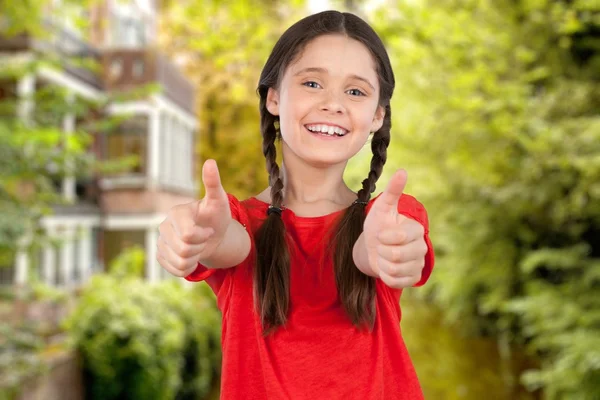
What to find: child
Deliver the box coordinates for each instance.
[157,10,434,400]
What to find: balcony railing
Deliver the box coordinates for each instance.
[103,49,195,113]
[0,19,103,89]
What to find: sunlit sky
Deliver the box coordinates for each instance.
[308,0,331,13]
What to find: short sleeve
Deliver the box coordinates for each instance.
[396,194,435,287]
[184,193,248,295]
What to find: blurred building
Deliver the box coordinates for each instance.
[0,0,197,287]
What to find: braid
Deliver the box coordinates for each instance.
[357,105,391,203]
[332,106,392,329]
[262,118,284,208]
[254,102,290,334]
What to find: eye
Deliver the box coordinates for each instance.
[302,81,321,89]
[347,88,366,97]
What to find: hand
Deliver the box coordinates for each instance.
[363,170,428,289]
[157,159,232,277]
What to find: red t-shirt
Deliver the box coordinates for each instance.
[185,193,434,400]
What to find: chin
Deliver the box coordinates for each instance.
[302,153,351,168]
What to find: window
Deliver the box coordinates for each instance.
[109,58,124,80]
[110,12,147,48]
[104,116,148,175]
[103,230,145,277]
[132,59,145,78]
[72,228,80,283]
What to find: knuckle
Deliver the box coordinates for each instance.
[173,257,189,271]
[386,262,399,277]
[398,230,408,243]
[178,243,190,257]
[179,243,197,258]
[392,248,402,263]
[179,227,196,243]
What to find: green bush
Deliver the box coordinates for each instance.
[156,281,221,400]
[65,248,221,400]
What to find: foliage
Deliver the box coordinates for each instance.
[64,248,222,400]
[155,282,222,400]
[108,245,146,278]
[362,0,600,398]
[0,323,47,399]
[0,61,94,263]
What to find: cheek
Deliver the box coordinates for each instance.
[350,106,378,134]
[279,93,311,130]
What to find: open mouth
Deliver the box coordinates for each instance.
[305,124,348,137]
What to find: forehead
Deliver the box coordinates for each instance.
[286,34,379,85]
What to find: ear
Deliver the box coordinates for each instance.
[370,105,385,133]
[266,88,280,116]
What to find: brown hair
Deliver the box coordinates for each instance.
[255,10,395,334]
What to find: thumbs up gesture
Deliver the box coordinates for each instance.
[362,170,428,289]
[157,159,232,277]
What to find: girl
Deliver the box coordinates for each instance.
[157,10,434,400]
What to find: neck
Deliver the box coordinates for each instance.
[279,144,356,207]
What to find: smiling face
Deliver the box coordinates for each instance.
[266,34,385,167]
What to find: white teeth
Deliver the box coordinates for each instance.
[306,124,347,136]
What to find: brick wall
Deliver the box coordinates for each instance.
[101,189,195,214]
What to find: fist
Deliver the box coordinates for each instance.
[363,170,428,289]
[156,159,231,277]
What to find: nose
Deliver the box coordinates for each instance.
[319,90,345,114]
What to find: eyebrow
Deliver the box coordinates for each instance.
[294,67,376,91]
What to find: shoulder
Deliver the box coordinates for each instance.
[224,193,264,209]
[223,193,268,223]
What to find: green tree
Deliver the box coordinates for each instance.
[365,0,599,398]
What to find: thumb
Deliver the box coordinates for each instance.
[374,169,407,214]
[202,159,225,201]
